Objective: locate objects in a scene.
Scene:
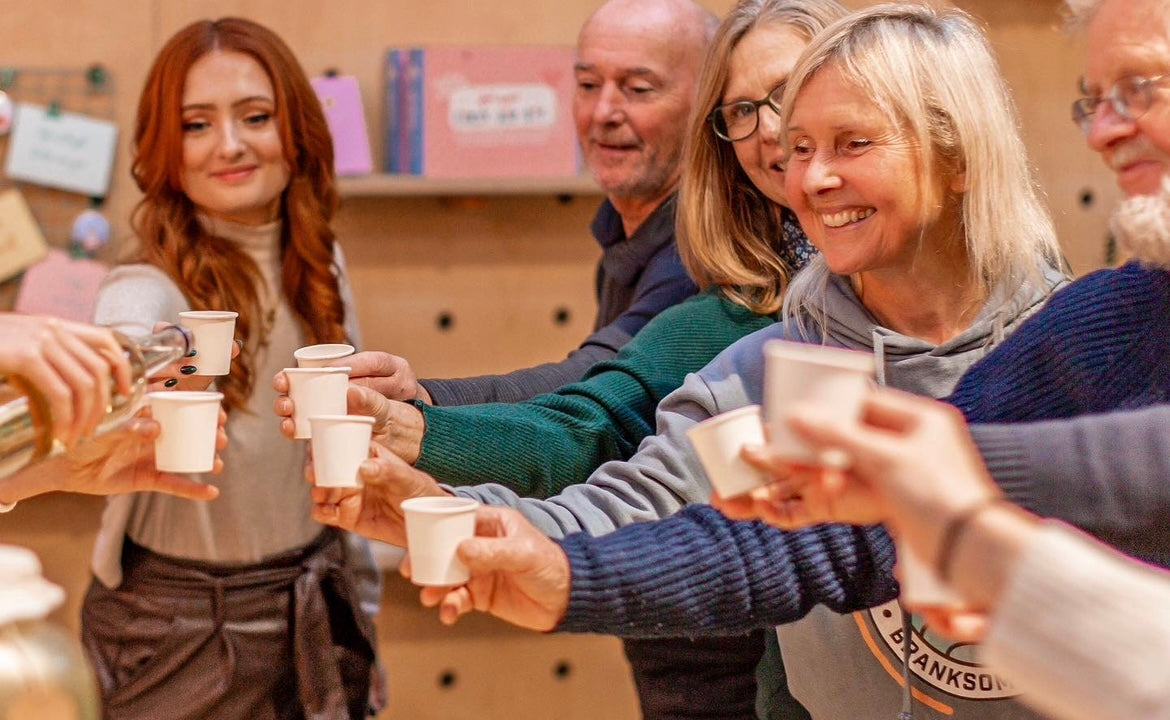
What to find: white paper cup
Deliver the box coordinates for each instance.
[284,367,351,439]
[763,340,874,464]
[295,343,356,368]
[178,310,239,376]
[401,496,480,586]
[146,391,223,473]
[309,415,374,488]
[686,405,769,498]
[896,540,961,608]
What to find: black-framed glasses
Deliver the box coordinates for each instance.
[708,83,786,142]
[1072,73,1170,135]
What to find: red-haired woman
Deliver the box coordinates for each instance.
[80,18,379,720]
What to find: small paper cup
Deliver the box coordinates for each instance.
[284,366,351,439]
[146,391,223,473]
[309,415,374,488]
[763,340,874,465]
[896,540,961,608]
[178,310,239,376]
[295,343,356,368]
[401,496,480,586]
[687,405,769,498]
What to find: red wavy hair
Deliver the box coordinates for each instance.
[130,17,347,413]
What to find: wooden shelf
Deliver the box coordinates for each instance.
[337,174,602,197]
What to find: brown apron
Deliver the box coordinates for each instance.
[81,529,376,720]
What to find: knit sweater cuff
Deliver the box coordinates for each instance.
[982,521,1170,719]
[414,404,489,486]
[968,423,1037,513]
[556,532,633,634]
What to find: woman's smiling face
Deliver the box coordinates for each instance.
[179,50,290,226]
[783,65,958,277]
[722,22,809,208]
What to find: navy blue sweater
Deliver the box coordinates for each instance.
[558,262,1170,637]
[949,261,1170,421]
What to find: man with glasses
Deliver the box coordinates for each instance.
[945,0,1170,422]
[1071,0,1170,199]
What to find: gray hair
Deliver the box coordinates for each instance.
[1112,176,1170,268]
[779,3,1061,337]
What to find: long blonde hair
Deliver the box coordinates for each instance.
[677,0,849,315]
[779,4,1061,332]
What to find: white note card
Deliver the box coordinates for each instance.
[4,103,118,197]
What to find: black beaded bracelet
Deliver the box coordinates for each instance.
[935,497,1008,584]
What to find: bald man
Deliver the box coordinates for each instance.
[345,0,714,407]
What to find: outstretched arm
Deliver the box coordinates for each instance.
[557,504,898,637]
[421,503,899,637]
[970,404,1170,561]
[419,236,698,406]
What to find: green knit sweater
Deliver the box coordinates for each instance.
[416,290,775,497]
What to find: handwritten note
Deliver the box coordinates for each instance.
[0,188,48,282]
[4,103,118,197]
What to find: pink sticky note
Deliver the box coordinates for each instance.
[14,248,108,322]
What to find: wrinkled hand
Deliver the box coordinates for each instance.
[1,315,131,448]
[347,384,425,463]
[309,441,448,545]
[272,373,424,463]
[779,389,1003,565]
[409,506,570,631]
[58,406,225,501]
[345,351,432,404]
[711,443,881,529]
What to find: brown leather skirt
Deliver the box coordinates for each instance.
[81,529,376,720]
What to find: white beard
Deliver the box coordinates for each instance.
[1111,176,1170,269]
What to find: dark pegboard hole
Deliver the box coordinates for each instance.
[438,669,458,689]
[1080,188,1094,209]
[553,306,572,326]
[553,660,573,680]
[436,311,455,332]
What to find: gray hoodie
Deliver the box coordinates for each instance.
[459,263,1067,719]
[455,267,1065,535]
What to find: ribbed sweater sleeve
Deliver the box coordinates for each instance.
[970,404,1170,561]
[414,294,774,495]
[949,263,1170,422]
[420,325,631,406]
[983,522,1170,720]
[556,504,900,637]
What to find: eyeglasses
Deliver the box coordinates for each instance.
[1071,73,1170,135]
[708,83,786,142]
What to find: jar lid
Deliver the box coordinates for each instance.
[0,545,64,623]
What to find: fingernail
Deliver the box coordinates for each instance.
[186,349,198,357]
[180,366,198,375]
[164,378,179,388]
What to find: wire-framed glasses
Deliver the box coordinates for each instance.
[708,82,786,142]
[1072,73,1170,135]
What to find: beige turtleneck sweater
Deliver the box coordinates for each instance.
[90,215,363,588]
